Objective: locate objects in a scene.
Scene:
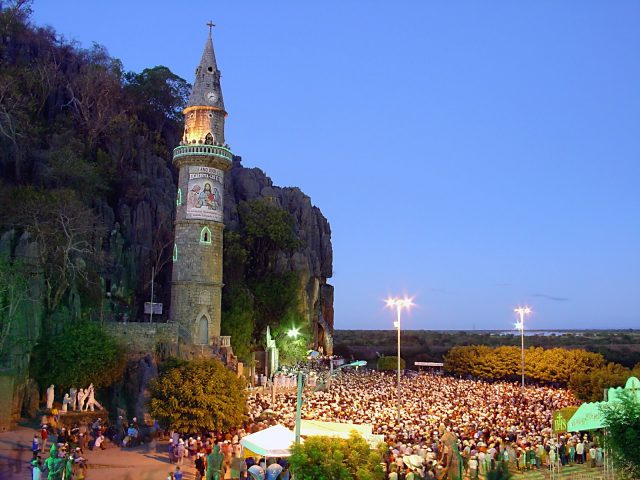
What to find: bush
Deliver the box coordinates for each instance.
[289,432,385,480]
[31,320,125,391]
[601,391,640,479]
[149,358,246,433]
[569,363,632,402]
[377,356,405,371]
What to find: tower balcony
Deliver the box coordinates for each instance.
[173,144,233,162]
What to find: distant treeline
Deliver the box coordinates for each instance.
[334,329,640,368]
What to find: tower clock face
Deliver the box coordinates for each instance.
[207,91,217,103]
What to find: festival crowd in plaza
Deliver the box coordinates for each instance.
[247,369,604,478]
[26,368,604,479]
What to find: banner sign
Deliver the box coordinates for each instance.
[552,407,578,434]
[415,362,444,367]
[144,302,163,315]
[186,166,224,222]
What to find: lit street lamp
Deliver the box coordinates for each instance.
[386,296,414,424]
[514,306,532,388]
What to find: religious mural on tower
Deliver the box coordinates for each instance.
[186,166,224,221]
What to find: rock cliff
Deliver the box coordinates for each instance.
[224,157,334,353]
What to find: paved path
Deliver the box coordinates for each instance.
[0,425,197,480]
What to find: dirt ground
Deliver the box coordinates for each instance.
[0,423,198,480]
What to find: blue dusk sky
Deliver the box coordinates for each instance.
[32,1,640,331]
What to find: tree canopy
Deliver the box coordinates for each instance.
[289,432,385,480]
[149,359,247,433]
[377,356,406,371]
[601,391,640,479]
[221,200,309,363]
[31,319,125,390]
[444,345,605,385]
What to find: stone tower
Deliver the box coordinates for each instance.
[170,27,232,349]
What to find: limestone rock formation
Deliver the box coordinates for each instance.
[224,157,334,352]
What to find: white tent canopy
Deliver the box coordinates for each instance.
[240,425,298,458]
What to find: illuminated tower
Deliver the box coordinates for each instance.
[170,24,232,349]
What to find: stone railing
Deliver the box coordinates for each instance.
[220,336,231,348]
[173,144,233,162]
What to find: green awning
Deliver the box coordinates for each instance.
[567,376,640,432]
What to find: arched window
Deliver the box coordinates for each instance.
[200,226,212,244]
[176,188,182,206]
[204,132,214,145]
[172,244,178,262]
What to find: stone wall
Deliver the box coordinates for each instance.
[104,322,179,355]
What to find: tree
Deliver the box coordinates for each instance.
[65,43,125,149]
[377,356,405,371]
[0,257,31,361]
[1,187,106,314]
[271,310,312,365]
[601,391,640,479]
[221,286,255,362]
[149,359,246,433]
[124,66,190,135]
[251,272,301,341]
[31,319,125,390]
[289,432,385,480]
[238,199,299,278]
[569,363,631,402]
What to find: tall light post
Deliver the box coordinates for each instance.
[514,306,532,388]
[386,296,414,424]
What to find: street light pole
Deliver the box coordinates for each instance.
[514,306,532,388]
[386,296,414,425]
[396,303,401,424]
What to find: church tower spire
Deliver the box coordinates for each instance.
[187,25,225,112]
[170,24,233,354]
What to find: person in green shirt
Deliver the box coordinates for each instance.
[43,444,64,480]
[206,444,224,480]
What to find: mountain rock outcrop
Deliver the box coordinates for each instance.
[225,157,334,353]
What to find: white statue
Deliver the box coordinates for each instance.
[76,388,86,411]
[86,384,97,411]
[61,394,70,413]
[69,387,77,411]
[46,385,55,410]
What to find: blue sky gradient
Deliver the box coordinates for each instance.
[32,1,640,330]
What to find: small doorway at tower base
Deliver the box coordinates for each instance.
[196,312,210,345]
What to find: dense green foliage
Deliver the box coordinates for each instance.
[31,319,125,390]
[221,199,310,363]
[238,200,300,278]
[569,363,640,402]
[289,432,385,480]
[0,2,187,324]
[442,344,640,400]
[601,392,640,479]
[444,345,604,383]
[0,256,30,362]
[0,187,106,314]
[149,359,246,433]
[377,356,406,371]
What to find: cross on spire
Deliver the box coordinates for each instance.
[207,21,215,35]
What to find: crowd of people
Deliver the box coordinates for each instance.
[165,431,291,480]
[246,369,604,478]
[26,367,603,479]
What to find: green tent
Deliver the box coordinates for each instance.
[567,376,640,432]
